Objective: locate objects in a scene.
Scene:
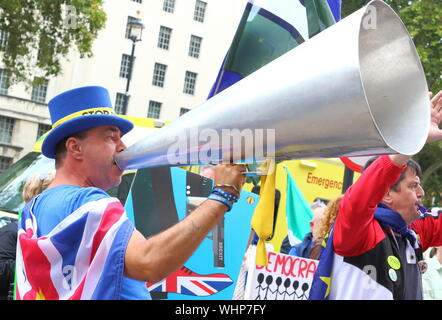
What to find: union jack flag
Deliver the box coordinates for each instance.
[16,197,134,300]
[147,266,233,296]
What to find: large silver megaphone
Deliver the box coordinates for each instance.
[115,0,430,171]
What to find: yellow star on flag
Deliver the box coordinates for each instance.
[320,276,331,298]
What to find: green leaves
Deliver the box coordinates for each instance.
[0,0,106,86]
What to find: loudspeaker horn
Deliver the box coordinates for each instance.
[115,0,429,171]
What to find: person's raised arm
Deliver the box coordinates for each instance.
[426,90,442,143]
[124,164,246,282]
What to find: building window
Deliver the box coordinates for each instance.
[120,54,132,78]
[0,116,14,144]
[147,100,162,119]
[180,108,190,116]
[36,123,51,140]
[183,71,197,95]
[0,156,12,173]
[115,93,128,115]
[31,79,48,103]
[194,0,207,23]
[163,0,175,13]
[0,30,8,51]
[188,35,202,58]
[0,69,9,95]
[152,63,167,87]
[158,26,172,50]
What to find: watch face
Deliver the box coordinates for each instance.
[418,260,428,274]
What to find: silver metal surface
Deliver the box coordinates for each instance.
[115,0,430,171]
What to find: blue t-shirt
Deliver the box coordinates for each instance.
[33,185,151,300]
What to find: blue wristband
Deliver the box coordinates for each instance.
[212,187,238,203]
[207,193,233,211]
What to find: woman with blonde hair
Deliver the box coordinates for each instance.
[315,195,344,240]
[22,172,54,203]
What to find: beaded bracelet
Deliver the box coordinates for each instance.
[213,184,240,194]
[207,193,233,211]
[212,187,238,203]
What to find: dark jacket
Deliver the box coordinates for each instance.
[0,222,17,300]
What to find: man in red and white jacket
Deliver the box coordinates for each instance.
[311,91,442,300]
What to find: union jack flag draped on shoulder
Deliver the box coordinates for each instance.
[16,197,134,300]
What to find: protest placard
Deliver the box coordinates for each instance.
[244,248,318,300]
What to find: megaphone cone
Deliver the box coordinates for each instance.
[116,0,429,171]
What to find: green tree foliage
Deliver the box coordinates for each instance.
[414,140,442,206]
[343,0,442,206]
[0,0,106,86]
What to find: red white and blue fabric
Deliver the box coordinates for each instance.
[147,266,233,296]
[16,197,134,300]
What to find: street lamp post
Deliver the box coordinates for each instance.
[124,18,144,114]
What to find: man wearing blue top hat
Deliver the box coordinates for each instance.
[15,86,246,300]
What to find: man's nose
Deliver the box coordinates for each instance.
[117,139,127,153]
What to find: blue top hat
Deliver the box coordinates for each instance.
[42,86,134,159]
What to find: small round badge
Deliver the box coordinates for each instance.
[388,268,398,282]
[387,255,401,270]
[247,196,255,205]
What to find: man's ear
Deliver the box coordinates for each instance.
[382,189,393,206]
[65,137,84,160]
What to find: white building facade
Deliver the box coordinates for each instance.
[0,0,248,169]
